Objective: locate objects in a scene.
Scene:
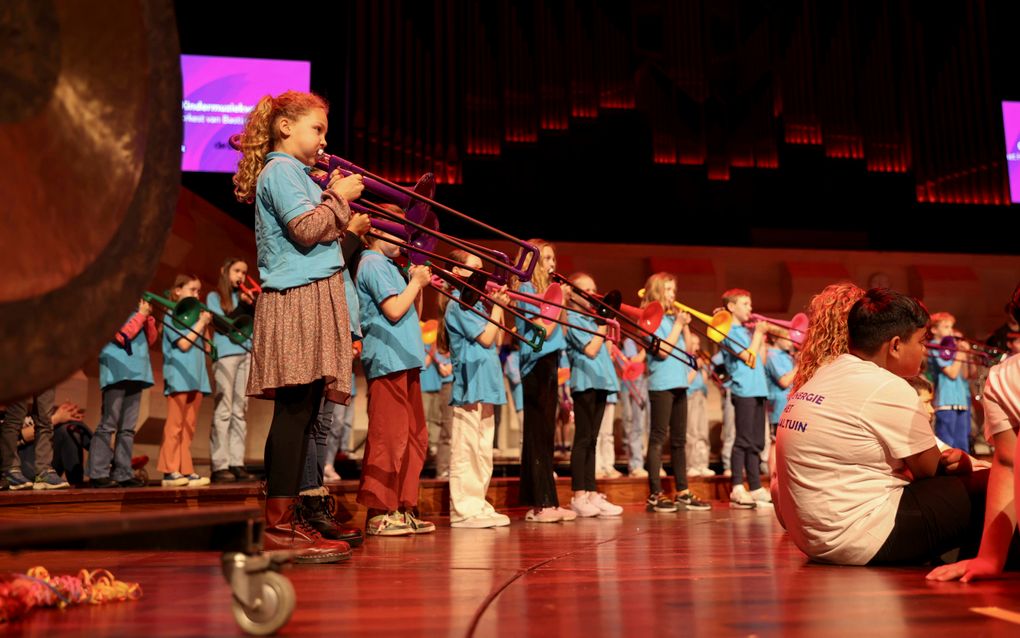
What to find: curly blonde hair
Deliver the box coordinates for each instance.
[232,91,329,204]
[790,282,865,392]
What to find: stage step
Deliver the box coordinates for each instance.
[0,475,763,523]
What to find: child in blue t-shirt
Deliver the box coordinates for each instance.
[88,299,158,488]
[206,257,255,484]
[564,273,623,517]
[443,251,512,529]
[158,274,213,488]
[928,312,972,451]
[356,219,434,537]
[719,288,770,509]
[642,273,711,512]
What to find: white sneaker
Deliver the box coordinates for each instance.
[749,487,774,508]
[187,474,210,487]
[161,472,189,487]
[630,468,649,478]
[606,468,623,479]
[687,469,702,478]
[525,507,563,523]
[588,492,623,516]
[700,468,717,477]
[555,507,578,521]
[323,465,341,483]
[658,468,667,478]
[730,485,756,509]
[451,514,500,529]
[482,512,512,527]
[570,494,601,517]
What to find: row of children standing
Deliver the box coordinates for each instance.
[86,261,257,490]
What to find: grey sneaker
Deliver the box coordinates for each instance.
[33,470,70,490]
[4,469,33,491]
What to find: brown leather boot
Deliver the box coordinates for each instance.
[262,497,352,564]
[299,492,364,547]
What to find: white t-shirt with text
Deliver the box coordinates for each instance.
[775,354,936,565]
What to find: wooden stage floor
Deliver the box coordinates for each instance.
[5,505,1020,636]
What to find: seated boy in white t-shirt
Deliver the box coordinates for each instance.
[775,288,981,566]
[927,283,1020,582]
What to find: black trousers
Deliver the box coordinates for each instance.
[519,352,560,508]
[647,388,688,494]
[570,389,608,492]
[868,475,983,566]
[730,396,765,490]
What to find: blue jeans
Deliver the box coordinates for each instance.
[623,384,649,472]
[935,409,970,452]
[299,398,346,492]
[324,401,356,466]
[20,422,87,483]
[88,382,144,481]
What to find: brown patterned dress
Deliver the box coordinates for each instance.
[246,190,354,405]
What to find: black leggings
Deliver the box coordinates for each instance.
[570,389,608,492]
[647,388,688,494]
[264,380,325,498]
[519,352,560,508]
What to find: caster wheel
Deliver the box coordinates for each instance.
[231,571,295,635]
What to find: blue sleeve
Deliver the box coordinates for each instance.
[711,351,724,366]
[565,316,593,355]
[765,355,781,381]
[622,338,638,358]
[723,326,751,364]
[447,300,488,342]
[205,292,223,315]
[360,259,403,309]
[164,315,188,351]
[261,161,318,224]
[505,354,522,385]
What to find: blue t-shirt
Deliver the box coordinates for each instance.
[710,351,732,389]
[515,281,566,377]
[343,269,362,339]
[647,315,690,392]
[564,311,619,393]
[765,348,795,423]
[162,315,212,395]
[688,367,708,396]
[205,290,252,360]
[445,292,506,406]
[932,352,971,408]
[356,250,426,380]
[255,151,344,291]
[621,338,649,395]
[421,348,451,393]
[504,350,524,411]
[722,325,768,398]
[99,311,155,389]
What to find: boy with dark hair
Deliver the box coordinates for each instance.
[775,288,981,566]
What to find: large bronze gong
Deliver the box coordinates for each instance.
[0,0,181,401]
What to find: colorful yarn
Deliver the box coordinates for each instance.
[0,567,141,623]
